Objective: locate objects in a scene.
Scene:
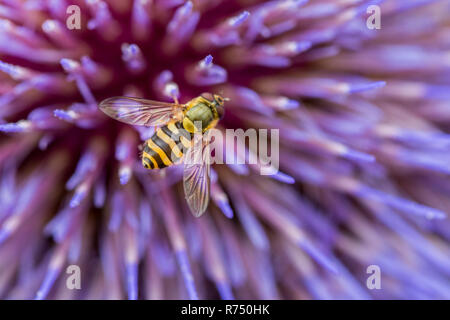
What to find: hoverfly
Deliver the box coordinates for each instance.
[99,93,228,217]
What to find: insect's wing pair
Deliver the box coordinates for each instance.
[99,96,211,217]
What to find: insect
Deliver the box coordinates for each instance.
[99,93,227,217]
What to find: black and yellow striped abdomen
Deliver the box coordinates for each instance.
[142,121,193,169]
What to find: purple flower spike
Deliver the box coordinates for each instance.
[228,11,250,28]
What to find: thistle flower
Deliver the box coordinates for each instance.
[1,0,450,300]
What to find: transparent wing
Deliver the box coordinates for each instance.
[183,133,212,217]
[99,96,185,127]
